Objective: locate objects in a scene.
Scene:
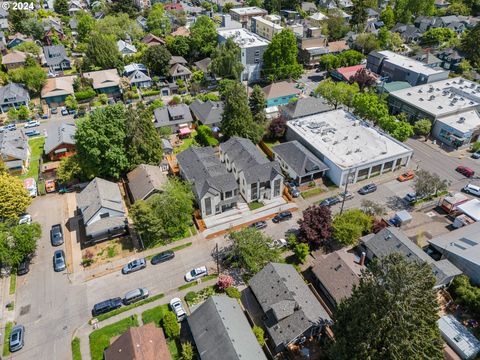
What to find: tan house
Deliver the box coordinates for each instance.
[2,51,27,71]
[83,69,121,96]
[41,75,76,106]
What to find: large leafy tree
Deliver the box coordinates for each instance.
[54,0,69,16]
[107,0,137,17]
[349,68,377,91]
[332,208,372,246]
[315,80,359,109]
[56,155,85,184]
[0,222,41,269]
[9,64,46,94]
[298,205,333,249]
[0,173,32,220]
[166,36,191,58]
[94,14,143,41]
[221,81,263,143]
[130,179,194,246]
[189,16,218,59]
[462,23,480,66]
[263,29,303,81]
[324,12,350,41]
[147,4,171,37]
[226,227,281,275]
[393,0,435,24]
[380,5,395,29]
[77,11,95,43]
[350,0,368,31]
[210,38,244,81]
[330,253,444,360]
[353,33,380,54]
[421,28,457,46]
[249,85,267,124]
[75,104,129,179]
[142,45,172,77]
[414,119,432,138]
[84,33,122,70]
[124,105,163,167]
[414,170,449,198]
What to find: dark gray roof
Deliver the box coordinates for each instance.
[249,263,331,349]
[0,83,29,105]
[0,129,28,161]
[177,146,237,199]
[361,228,462,287]
[43,45,70,67]
[188,296,267,360]
[127,164,167,202]
[282,97,334,119]
[161,138,173,151]
[76,178,125,224]
[128,69,151,84]
[272,141,328,176]
[190,99,224,125]
[220,137,283,183]
[44,123,75,154]
[194,57,211,73]
[153,104,193,128]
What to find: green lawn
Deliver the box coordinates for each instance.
[9,273,16,295]
[248,201,264,210]
[201,274,218,282]
[89,315,139,360]
[95,293,164,322]
[178,281,198,291]
[168,339,180,360]
[141,304,169,326]
[263,139,280,149]
[20,137,45,181]
[71,337,82,360]
[173,131,197,154]
[3,322,13,356]
[301,187,325,199]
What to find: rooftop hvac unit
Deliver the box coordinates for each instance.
[429,95,435,100]
[458,117,466,123]
[343,136,348,140]
[346,150,352,155]
[419,98,424,101]
[418,89,423,93]
[355,148,361,153]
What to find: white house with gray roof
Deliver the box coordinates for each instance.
[188,296,267,360]
[177,146,238,218]
[76,178,127,243]
[220,137,284,203]
[248,263,331,354]
[0,83,30,113]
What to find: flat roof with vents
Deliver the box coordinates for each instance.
[217,28,270,48]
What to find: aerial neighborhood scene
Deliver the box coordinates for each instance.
[6,0,480,358]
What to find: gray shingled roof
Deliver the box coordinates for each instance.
[188,296,267,360]
[282,97,334,119]
[44,123,75,155]
[0,83,29,105]
[177,146,237,200]
[194,57,211,73]
[127,164,167,202]
[76,178,125,224]
[128,69,151,84]
[153,104,193,128]
[189,99,224,125]
[272,140,328,177]
[0,129,28,161]
[220,137,283,184]
[43,45,70,67]
[249,263,331,349]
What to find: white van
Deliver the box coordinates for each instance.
[463,183,480,197]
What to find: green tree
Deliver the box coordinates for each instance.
[253,326,265,346]
[319,53,340,71]
[54,0,69,16]
[221,81,263,143]
[413,119,432,137]
[329,253,444,360]
[337,50,365,67]
[380,5,395,29]
[458,58,473,75]
[393,0,435,23]
[263,29,303,81]
[107,0,137,16]
[130,179,194,246]
[65,95,78,110]
[147,4,171,37]
[190,16,218,59]
[9,65,46,94]
[0,222,41,269]
[414,170,449,198]
[223,2,235,12]
[210,38,244,81]
[124,105,163,167]
[162,311,180,338]
[75,104,129,179]
[391,120,414,142]
[421,28,457,46]
[56,154,84,184]
[166,36,191,57]
[181,342,194,360]
[353,33,380,54]
[77,11,95,43]
[20,17,45,40]
[351,92,389,122]
[294,243,309,263]
[332,208,372,246]
[15,41,41,56]
[378,28,404,51]
[350,0,368,30]
[84,33,122,70]
[142,45,172,77]
[446,2,471,15]
[94,14,143,41]
[0,173,32,220]
[450,275,480,317]
[316,80,359,109]
[7,108,18,122]
[17,105,30,120]
[249,85,266,123]
[226,227,281,275]
[324,13,350,41]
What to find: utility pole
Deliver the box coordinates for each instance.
[215,243,220,274]
[339,168,353,215]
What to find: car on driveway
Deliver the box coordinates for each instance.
[464,183,480,196]
[170,297,186,321]
[185,266,208,282]
[270,238,288,248]
[272,211,293,223]
[320,196,340,207]
[122,258,147,274]
[25,130,40,137]
[92,298,122,317]
[24,120,40,128]
[249,221,267,230]
[358,183,377,195]
[53,250,66,272]
[472,151,480,159]
[285,182,300,197]
[150,250,175,265]
[61,108,68,116]
[456,166,475,178]
[403,193,417,204]
[397,170,414,182]
[50,224,64,246]
[9,325,25,352]
[17,259,30,276]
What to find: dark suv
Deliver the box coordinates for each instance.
[272,211,293,223]
[151,251,175,265]
[92,298,122,317]
[358,183,377,195]
[50,224,64,246]
[320,196,340,207]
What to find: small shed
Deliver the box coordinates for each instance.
[390,210,412,227]
[457,199,480,222]
[438,315,480,360]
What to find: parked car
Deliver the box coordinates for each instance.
[53,250,66,272]
[5,124,16,131]
[272,211,293,223]
[358,183,377,195]
[41,114,48,119]
[107,98,115,105]
[61,109,68,116]
[51,107,58,114]
[9,325,25,352]
[249,221,267,230]
[339,191,354,201]
[24,120,40,128]
[185,266,208,282]
[320,196,341,207]
[123,288,149,305]
[456,166,475,178]
[285,182,300,198]
[169,297,187,321]
[25,130,40,137]
[472,151,480,159]
[122,258,146,274]
[68,109,76,115]
[464,183,480,196]
[50,224,64,246]
[45,179,56,193]
[17,259,30,276]
[18,213,32,225]
[397,170,414,182]
[150,251,175,265]
[403,193,417,204]
[270,238,288,248]
[92,298,122,317]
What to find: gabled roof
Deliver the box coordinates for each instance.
[41,76,76,98]
[0,130,29,161]
[43,45,70,66]
[272,140,329,176]
[169,63,191,77]
[124,63,147,76]
[127,164,167,202]
[128,70,151,84]
[153,104,193,128]
[169,56,188,65]
[0,83,29,104]
[194,57,211,73]
[261,81,301,100]
[84,69,120,89]
[76,177,125,224]
[188,296,267,360]
[189,99,224,125]
[282,96,334,119]
[141,33,166,46]
[1,51,27,65]
[44,123,76,154]
[117,40,137,54]
[249,263,331,348]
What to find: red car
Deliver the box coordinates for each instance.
[456,166,475,178]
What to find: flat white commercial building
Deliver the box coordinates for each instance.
[286,109,413,186]
[438,315,480,359]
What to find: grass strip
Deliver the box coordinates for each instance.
[2,322,13,356]
[95,293,164,322]
[178,281,198,291]
[9,273,16,295]
[71,337,82,360]
[141,304,169,326]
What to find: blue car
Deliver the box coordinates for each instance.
[25,130,40,137]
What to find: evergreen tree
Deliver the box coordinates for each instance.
[263,29,303,81]
[142,45,172,77]
[54,0,69,16]
[330,253,444,360]
[84,33,122,70]
[249,85,267,124]
[380,5,395,29]
[210,38,244,81]
[462,23,480,66]
[350,0,368,31]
